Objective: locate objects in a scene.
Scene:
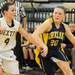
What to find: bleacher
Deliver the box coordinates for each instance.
[24,8,75,32]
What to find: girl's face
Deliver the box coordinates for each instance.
[4,4,16,19]
[53,8,65,23]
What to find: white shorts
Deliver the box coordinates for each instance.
[0,50,19,74]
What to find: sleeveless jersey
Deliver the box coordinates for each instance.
[47,18,65,58]
[0,17,20,51]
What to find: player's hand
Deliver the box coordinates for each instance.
[40,46,48,57]
[61,43,66,48]
[21,41,36,49]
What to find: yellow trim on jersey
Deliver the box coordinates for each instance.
[34,18,66,68]
[48,17,53,22]
[61,48,65,53]
[34,33,48,68]
[47,17,53,32]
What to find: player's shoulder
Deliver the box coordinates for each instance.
[47,16,53,23]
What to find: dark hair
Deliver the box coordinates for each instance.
[5,0,8,1]
[5,0,7,1]
[54,6,66,14]
[1,2,15,14]
[5,0,15,2]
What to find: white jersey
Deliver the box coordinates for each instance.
[0,17,20,51]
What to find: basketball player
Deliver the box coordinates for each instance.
[0,2,46,75]
[33,6,75,75]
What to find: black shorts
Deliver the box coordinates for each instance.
[46,47,68,61]
[40,57,59,75]
[39,48,69,75]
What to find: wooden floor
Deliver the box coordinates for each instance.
[3,70,75,75]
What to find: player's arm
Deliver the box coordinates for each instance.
[32,18,52,57]
[33,18,52,35]
[18,25,39,47]
[33,18,52,47]
[65,24,75,45]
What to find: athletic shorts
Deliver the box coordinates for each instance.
[40,48,69,75]
[40,57,59,75]
[0,50,19,74]
[46,47,68,61]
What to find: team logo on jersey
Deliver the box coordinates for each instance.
[48,31,64,39]
[0,30,16,36]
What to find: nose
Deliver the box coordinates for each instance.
[56,13,60,16]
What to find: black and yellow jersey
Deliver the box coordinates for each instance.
[46,17,68,61]
[35,17,68,67]
[47,20,65,48]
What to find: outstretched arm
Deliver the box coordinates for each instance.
[65,24,75,46]
[18,24,48,57]
[33,18,52,57]
[18,25,39,47]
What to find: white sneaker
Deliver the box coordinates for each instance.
[25,66,33,70]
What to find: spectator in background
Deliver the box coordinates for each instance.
[22,42,35,70]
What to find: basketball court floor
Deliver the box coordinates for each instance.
[4,69,75,75]
[8,69,74,75]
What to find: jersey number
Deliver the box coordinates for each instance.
[50,40,58,46]
[4,38,10,45]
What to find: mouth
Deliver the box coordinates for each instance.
[55,17,59,20]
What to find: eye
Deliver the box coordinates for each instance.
[54,12,57,14]
[11,8,16,12]
[12,9,14,12]
[58,13,62,15]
